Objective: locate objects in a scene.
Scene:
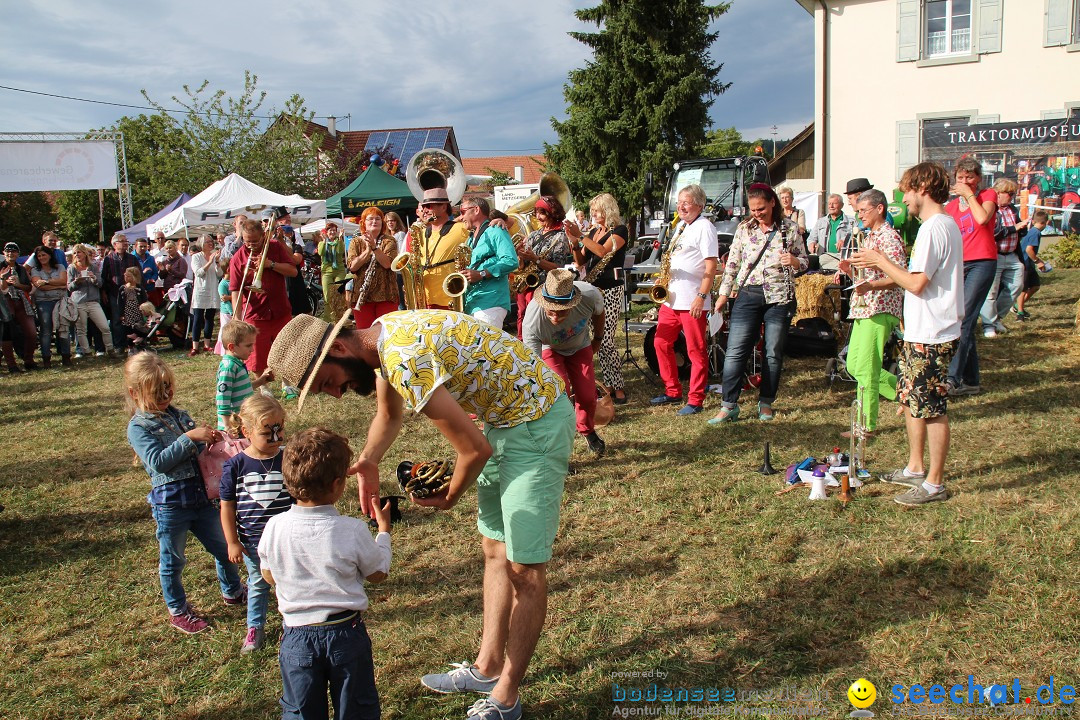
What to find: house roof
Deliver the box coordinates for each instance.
[769,122,814,169]
[461,155,547,184]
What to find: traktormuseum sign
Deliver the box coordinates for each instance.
[924,116,1080,149]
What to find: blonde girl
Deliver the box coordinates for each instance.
[125,352,245,634]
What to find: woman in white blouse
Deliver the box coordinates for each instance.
[188,235,221,355]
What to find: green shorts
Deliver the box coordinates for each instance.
[476,394,574,564]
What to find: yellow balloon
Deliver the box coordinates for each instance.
[848,678,877,709]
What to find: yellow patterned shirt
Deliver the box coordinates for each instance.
[376,310,565,428]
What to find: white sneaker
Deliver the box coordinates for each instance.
[95,351,106,357]
[983,327,997,338]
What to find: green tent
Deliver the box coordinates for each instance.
[325,166,419,218]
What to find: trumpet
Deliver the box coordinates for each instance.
[844,225,868,311]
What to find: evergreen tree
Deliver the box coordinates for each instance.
[546,0,730,223]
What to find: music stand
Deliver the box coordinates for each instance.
[619,254,659,385]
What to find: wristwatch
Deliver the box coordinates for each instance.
[696,292,708,300]
[270,261,275,271]
[481,270,490,280]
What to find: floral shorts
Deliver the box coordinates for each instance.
[898,340,957,419]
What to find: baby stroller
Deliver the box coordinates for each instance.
[823,277,903,388]
[129,279,191,353]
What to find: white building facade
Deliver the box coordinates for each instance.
[797,0,1080,208]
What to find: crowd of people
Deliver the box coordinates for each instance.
[3,158,1060,719]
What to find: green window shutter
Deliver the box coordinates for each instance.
[897,120,919,182]
[978,0,1003,54]
[897,0,921,62]
[1045,0,1070,47]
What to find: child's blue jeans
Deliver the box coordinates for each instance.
[279,614,379,720]
[151,503,244,614]
[242,542,272,629]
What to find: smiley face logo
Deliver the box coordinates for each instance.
[848,678,877,709]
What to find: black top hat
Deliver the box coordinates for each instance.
[845,178,873,195]
[270,206,291,220]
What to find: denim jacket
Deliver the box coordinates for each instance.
[128,406,204,489]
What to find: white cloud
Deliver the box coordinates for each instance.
[1,0,812,155]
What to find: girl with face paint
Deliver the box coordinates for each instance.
[219,393,294,653]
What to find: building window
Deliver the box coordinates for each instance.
[1074,0,1080,43]
[926,0,972,57]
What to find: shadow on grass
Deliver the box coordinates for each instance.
[959,447,1080,492]
[0,445,133,491]
[529,557,993,719]
[0,503,148,577]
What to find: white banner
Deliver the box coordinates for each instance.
[494,183,539,212]
[0,141,118,192]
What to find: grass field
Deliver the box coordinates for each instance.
[1,270,1077,720]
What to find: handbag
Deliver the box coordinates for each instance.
[593,382,615,427]
[197,437,250,500]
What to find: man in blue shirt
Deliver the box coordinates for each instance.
[458,198,519,330]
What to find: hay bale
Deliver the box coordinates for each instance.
[793,274,841,332]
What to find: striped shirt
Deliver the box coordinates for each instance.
[219,452,293,545]
[216,354,253,429]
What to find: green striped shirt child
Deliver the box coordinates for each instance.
[216,353,253,430]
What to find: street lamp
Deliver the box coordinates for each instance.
[771,125,779,158]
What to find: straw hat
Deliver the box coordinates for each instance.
[267,311,353,412]
[535,269,582,312]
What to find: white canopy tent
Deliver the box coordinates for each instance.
[147,173,326,238]
[299,218,361,239]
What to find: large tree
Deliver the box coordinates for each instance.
[0,192,57,250]
[546,0,730,222]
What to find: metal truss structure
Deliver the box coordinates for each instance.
[0,131,133,228]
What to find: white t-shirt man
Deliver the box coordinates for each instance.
[903,213,965,344]
[665,215,718,311]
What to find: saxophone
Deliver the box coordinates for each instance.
[649,222,686,304]
[391,217,430,309]
[583,229,618,284]
[513,230,563,293]
[442,242,470,312]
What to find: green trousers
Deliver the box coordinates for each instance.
[848,313,899,431]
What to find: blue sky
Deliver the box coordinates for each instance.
[0,0,813,156]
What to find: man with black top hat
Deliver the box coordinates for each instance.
[522,269,607,455]
[846,177,894,230]
[416,188,471,310]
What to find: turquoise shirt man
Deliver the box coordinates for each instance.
[459,199,520,328]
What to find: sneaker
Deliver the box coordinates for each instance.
[992,320,1008,334]
[894,484,950,506]
[676,404,703,416]
[650,394,681,406]
[466,697,522,720]
[947,381,981,397]
[241,627,265,654]
[106,348,118,358]
[74,352,87,359]
[223,584,247,606]
[878,467,925,487]
[421,662,499,695]
[170,609,210,634]
[585,431,606,457]
[95,351,106,357]
[982,327,997,338]
[282,384,300,400]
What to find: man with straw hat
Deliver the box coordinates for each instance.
[267,308,574,720]
[522,269,607,456]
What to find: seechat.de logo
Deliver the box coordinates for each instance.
[848,678,877,718]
